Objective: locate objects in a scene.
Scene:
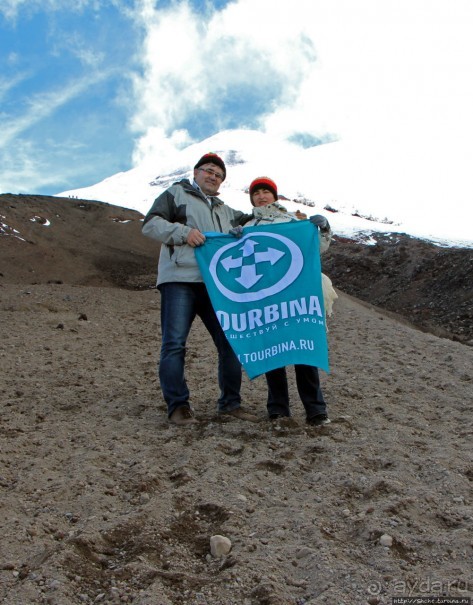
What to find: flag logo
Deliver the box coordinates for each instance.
[208,231,304,303]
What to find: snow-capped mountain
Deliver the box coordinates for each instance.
[58,129,473,248]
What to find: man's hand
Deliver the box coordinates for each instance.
[187,228,206,247]
[295,210,307,220]
[310,214,330,232]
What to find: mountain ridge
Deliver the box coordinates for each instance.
[1,193,472,345]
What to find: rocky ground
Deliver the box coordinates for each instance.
[324,232,473,346]
[1,194,472,605]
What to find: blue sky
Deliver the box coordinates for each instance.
[1,0,473,215]
[1,2,143,193]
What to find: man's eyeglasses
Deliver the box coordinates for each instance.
[198,167,224,181]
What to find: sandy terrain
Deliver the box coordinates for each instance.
[1,193,472,604]
[1,281,472,605]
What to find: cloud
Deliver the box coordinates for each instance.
[0,68,123,193]
[0,71,30,102]
[129,0,473,168]
[130,0,471,159]
[0,138,83,192]
[51,30,106,68]
[129,0,320,165]
[3,0,473,215]
[0,0,131,21]
[0,72,112,149]
[0,0,88,20]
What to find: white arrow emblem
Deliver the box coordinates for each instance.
[209,231,304,303]
[220,239,285,290]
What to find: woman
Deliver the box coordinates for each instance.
[245,176,336,426]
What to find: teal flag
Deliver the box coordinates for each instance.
[195,221,329,379]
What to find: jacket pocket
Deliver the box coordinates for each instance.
[172,244,198,268]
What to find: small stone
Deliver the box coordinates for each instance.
[379,534,393,547]
[210,535,232,557]
[296,547,314,559]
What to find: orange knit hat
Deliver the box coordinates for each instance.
[249,176,278,204]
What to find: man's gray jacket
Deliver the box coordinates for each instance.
[142,179,250,285]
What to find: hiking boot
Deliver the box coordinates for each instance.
[306,414,331,427]
[169,406,197,426]
[220,407,259,422]
[268,413,290,420]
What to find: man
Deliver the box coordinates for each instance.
[142,153,256,426]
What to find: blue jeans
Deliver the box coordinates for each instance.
[158,282,242,417]
[265,365,327,419]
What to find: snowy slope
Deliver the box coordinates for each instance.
[58,129,473,248]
